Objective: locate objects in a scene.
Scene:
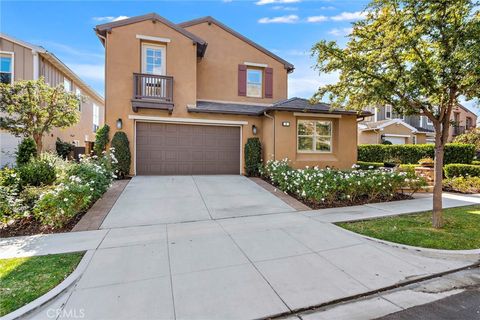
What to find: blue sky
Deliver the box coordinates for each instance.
[1,0,477,112]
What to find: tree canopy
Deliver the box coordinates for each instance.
[312,0,480,228]
[0,77,80,153]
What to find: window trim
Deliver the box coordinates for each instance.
[384,105,392,119]
[246,67,263,98]
[0,51,14,84]
[141,43,166,76]
[296,119,333,154]
[92,103,100,133]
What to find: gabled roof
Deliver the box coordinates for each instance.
[0,33,104,104]
[360,119,418,132]
[267,97,371,117]
[94,13,207,57]
[179,16,294,72]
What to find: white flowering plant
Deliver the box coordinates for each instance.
[261,160,427,206]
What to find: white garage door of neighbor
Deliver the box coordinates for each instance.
[385,136,406,145]
[0,132,21,167]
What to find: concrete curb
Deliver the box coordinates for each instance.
[2,250,94,320]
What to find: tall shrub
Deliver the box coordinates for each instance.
[55,138,75,159]
[16,137,37,166]
[244,137,262,177]
[94,124,110,155]
[111,131,131,178]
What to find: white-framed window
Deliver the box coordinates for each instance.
[0,52,14,84]
[75,88,82,111]
[92,104,100,133]
[246,68,263,98]
[64,78,72,92]
[425,115,433,125]
[297,119,332,153]
[385,105,392,119]
[142,43,166,75]
[412,136,417,144]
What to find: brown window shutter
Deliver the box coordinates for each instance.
[265,67,273,98]
[238,64,247,96]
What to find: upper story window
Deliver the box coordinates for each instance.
[466,117,473,129]
[297,119,332,153]
[93,104,100,133]
[385,105,392,119]
[0,53,13,84]
[246,68,263,98]
[64,78,72,92]
[75,88,82,111]
[142,43,166,75]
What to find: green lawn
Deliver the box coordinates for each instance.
[0,252,84,316]
[338,205,480,250]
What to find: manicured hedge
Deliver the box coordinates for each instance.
[444,164,480,178]
[358,143,475,164]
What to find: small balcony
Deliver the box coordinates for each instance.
[131,73,174,112]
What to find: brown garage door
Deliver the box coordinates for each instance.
[136,122,241,175]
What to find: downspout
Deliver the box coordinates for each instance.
[263,111,275,160]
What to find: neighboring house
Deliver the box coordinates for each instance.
[95,13,369,175]
[0,33,104,167]
[358,105,477,145]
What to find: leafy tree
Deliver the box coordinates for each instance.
[312,0,480,228]
[0,77,80,154]
[16,137,37,166]
[94,124,110,155]
[454,128,480,151]
[111,131,131,179]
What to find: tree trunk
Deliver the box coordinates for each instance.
[33,133,43,155]
[433,136,445,228]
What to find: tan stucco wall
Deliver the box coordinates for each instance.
[449,105,478,142]
[262,112,358,169]
[183,22,288,104]
[0,38,34,81]
[358,123,429,145]
[358,130,380,144]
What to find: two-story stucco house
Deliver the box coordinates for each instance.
[95,13,369,175]
[0,33,104,166]
[358,105,477,145]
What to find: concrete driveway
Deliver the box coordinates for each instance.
[24,177,477,320]
[101,175,294,228]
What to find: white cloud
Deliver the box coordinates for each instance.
[256,0,300,5]
[272,5,298,11]
[306,15,328,23]
[93,16,129,23]
[328,27,353,36]
[289,71,340,99]
[258,15,299,24]
[331,11,366,21]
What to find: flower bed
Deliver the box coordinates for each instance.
[0,151,117,237]
[260,160,426,209]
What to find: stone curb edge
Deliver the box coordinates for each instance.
[2,250,94,320]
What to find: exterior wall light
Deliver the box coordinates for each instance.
[282,121,290,127]
[116,118,123,129]
[252,125,258,135]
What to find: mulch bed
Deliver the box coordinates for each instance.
[263,178,413,210]
[0,211,86,238]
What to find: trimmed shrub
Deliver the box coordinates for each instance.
[55,138,75,159]
[358,143,475,164]
[244,137,262,176]
[444,164,480,178]
[356,161,383,170]
[381,140,393,145]
[444,176,480,194]
[398,164,417,175]
[94,124,110,155]
[18,159,56,187]
[16,137,37,166]
[472,160,480,165]
[261,160,426,206]
[111,131,131,178]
